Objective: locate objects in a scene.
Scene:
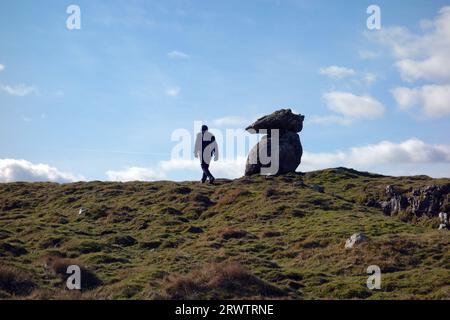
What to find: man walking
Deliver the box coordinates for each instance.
[194,125,218,184]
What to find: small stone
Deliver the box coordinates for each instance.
[439,212,448,224]
[345,233,368,249]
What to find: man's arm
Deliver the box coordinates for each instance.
[194,133,201,158]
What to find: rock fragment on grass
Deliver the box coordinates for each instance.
[345,233,368,249]
[438,212,448,230]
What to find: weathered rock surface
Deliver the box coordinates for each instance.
[345,233,367,249]
[438,212,449,230]
[376,184,450,218]
[245,131,302,175]
[246,109,305,133]
[245,109,304,176]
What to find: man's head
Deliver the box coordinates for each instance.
[201,125,208,132]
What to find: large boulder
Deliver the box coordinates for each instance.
[246,109,304,133]
[245,131,302,176]
[244,109,304,176]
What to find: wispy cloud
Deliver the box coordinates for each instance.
[167,50,190,59]
[0,64,4,72]
[363,73,377,85]
[166,87,180,97]
[319,65,378,86]
[306,115,353,126]
[212,116,249,127]
[358,50,380,60]
[0,84,38,96]
[319,66,356,78]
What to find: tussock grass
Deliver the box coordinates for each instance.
[160,261,287,299]
[0,265,36,297]
[0,168,448,299]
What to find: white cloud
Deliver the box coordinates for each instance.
[160,157,246,179]
[0,159,84,183]
[106,157,246,181]
[319,65,377,86]
[1,84,38,96]
[105,167,165,182]
[323,91,385,120]
[374,6,450,83]
[166,87,180,97]
[391,84,450,117]
[167,50,190,59]
[396,56,449,83]
[391,87,420,110]
[302,138,450,176]
[306,115,352,126]
[105,139,450,180]
[0,64,4,72]
[319,66,356,78]
[373,7,450,119]
[212,116,248,127]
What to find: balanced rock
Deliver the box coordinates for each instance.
[245,109,304,176]
[246,109,304,133]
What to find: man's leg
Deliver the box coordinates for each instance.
[204,164,215,182]
[201,163,208,183]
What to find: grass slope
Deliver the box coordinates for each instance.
[0,168,449,299]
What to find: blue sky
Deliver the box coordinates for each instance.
[1,0,450,182]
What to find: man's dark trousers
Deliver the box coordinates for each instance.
[201,161,214,183]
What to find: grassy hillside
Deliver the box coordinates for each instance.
[0,168,449,299]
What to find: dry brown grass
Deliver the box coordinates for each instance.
[0,265,36,297]
[216,189,251,206]
[43,256,102,290]
[161,261,287,299]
